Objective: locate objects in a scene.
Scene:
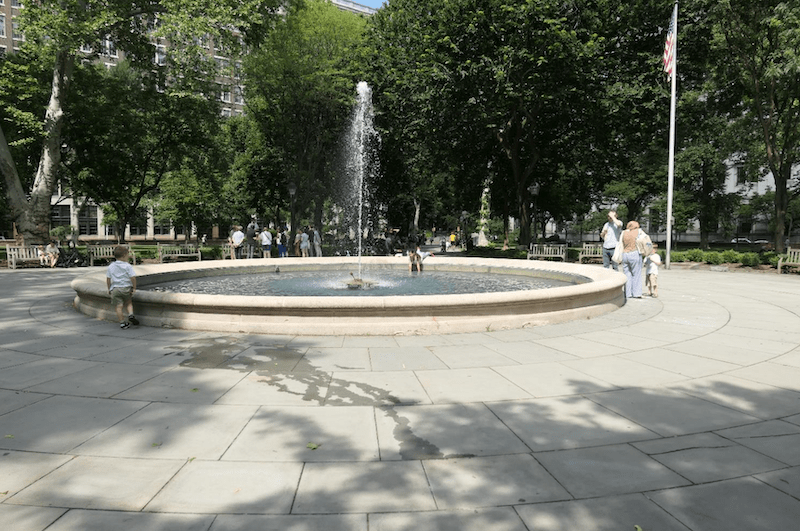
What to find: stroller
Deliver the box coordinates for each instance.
[56,242,87,268]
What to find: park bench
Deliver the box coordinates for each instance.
[527,243,567,261]
[579,243,604,264]
[87,244,136,266]
[778,247,800,274]
[6,245,42,269]
[157,243,202,263]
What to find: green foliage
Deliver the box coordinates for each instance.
[760,251,778,266]
[670,252,687,263]
[704,251,723,265]
[721,249,741,263]
[49,225,74,242]
[686,248,705,262]
[740,252,761,267]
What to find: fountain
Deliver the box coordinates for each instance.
[344,81,378,287]
[70,82,627,335]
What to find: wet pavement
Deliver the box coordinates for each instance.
[2,265,800,530]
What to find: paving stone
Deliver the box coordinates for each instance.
[483,340,578,364]
[45,510,215,531]
[728,362,800,393]
[370,507,528,531]
[114,366,246,403]
[302,347,371,371]
[325,371,431,406]
[492,362,616,398]
[755,466,800,499]
[0,504,66,531]
[0,350,44,369]
[534,444,690,498]
[0,395,147,453]
[715,420,800,465]
[634,433,785,483]
[424,454,571,508]
[561,356,686,387]
[531,336,629,358]
[588,388,761,436]
[26,363,169,397]
[0,388,50,415]
[415,367,532,403]
[215,371,330,406]
[368,346,449,371]
[0,358,100,390]
[73,402,257,459]
[668,340,778,365]
[0,451,73,497]
[145,461,302,514]
[668,373,800,419]
[222,406,378,462]
[620,349,740,378]
[376,403,530,460]
[515,493,690,531]
[209,514,367,531]
[427,344,517,368]
[649,477,800,531]
[8,456,184,510]
[488,396,656,451]
[292,461,436,513]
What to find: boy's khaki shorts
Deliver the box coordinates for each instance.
[110,286,133,306]
[646,274,658,288]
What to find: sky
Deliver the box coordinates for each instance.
[354,0,385,10]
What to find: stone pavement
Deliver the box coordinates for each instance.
[2,265,800,531]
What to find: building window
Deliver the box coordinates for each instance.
[11,0,21,7]
[234,85,244,105]
[221,108,232,117]
[0,46,6,57]
[155,44,167,66]
[220,86,231,103]
[735,165,746,185]
[0,15,5,39]
[12,19,23,41]
[78,205,98,236]
[101,37,117,58]
[153,222,171,236]
[51,205,71,228]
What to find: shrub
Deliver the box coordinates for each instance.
[670,251,687,262]
[201,246,224,260]
[769,253,783,268]
[759,251,778,265]
[721,250,740,263]
[740,252,760,267]
[686,248,705,262]
[704,251,723,265]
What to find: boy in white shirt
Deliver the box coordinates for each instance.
[645,245,661,298]
[106,246,138,329]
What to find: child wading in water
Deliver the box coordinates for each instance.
[106,246,139,329]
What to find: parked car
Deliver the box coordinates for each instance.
[731,238,752,244]
[754,239,770,245]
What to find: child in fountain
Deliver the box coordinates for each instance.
[106,246,139,329]
[409,246,434,272]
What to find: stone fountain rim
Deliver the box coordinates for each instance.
[71,256,627,335]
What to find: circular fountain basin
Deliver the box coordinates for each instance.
[71,257,626,335]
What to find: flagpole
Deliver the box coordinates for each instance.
[665,2,678,269]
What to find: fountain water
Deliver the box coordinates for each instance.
[344,81,378,284]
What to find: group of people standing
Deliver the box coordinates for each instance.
[601,211,661,299]
[229,218,322,259]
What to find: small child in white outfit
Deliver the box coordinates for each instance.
[645,247,661,297]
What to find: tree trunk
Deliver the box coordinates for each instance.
[3,50,74,244]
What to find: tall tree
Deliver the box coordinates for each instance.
[1,0,282,243]
[245,0,367,232]
[709,0,800,252]
[63,62,220,242]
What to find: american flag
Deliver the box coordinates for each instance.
[663,6,677,79]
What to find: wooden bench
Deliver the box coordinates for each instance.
[778,247,800,274]
[87,244,136,266]
[157,243,202,263]
[579,243,604,264]
[527,244,567,261]
[6,245,43,269]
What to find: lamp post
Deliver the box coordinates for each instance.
[288,181,296,235]
[527,183,540,245]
